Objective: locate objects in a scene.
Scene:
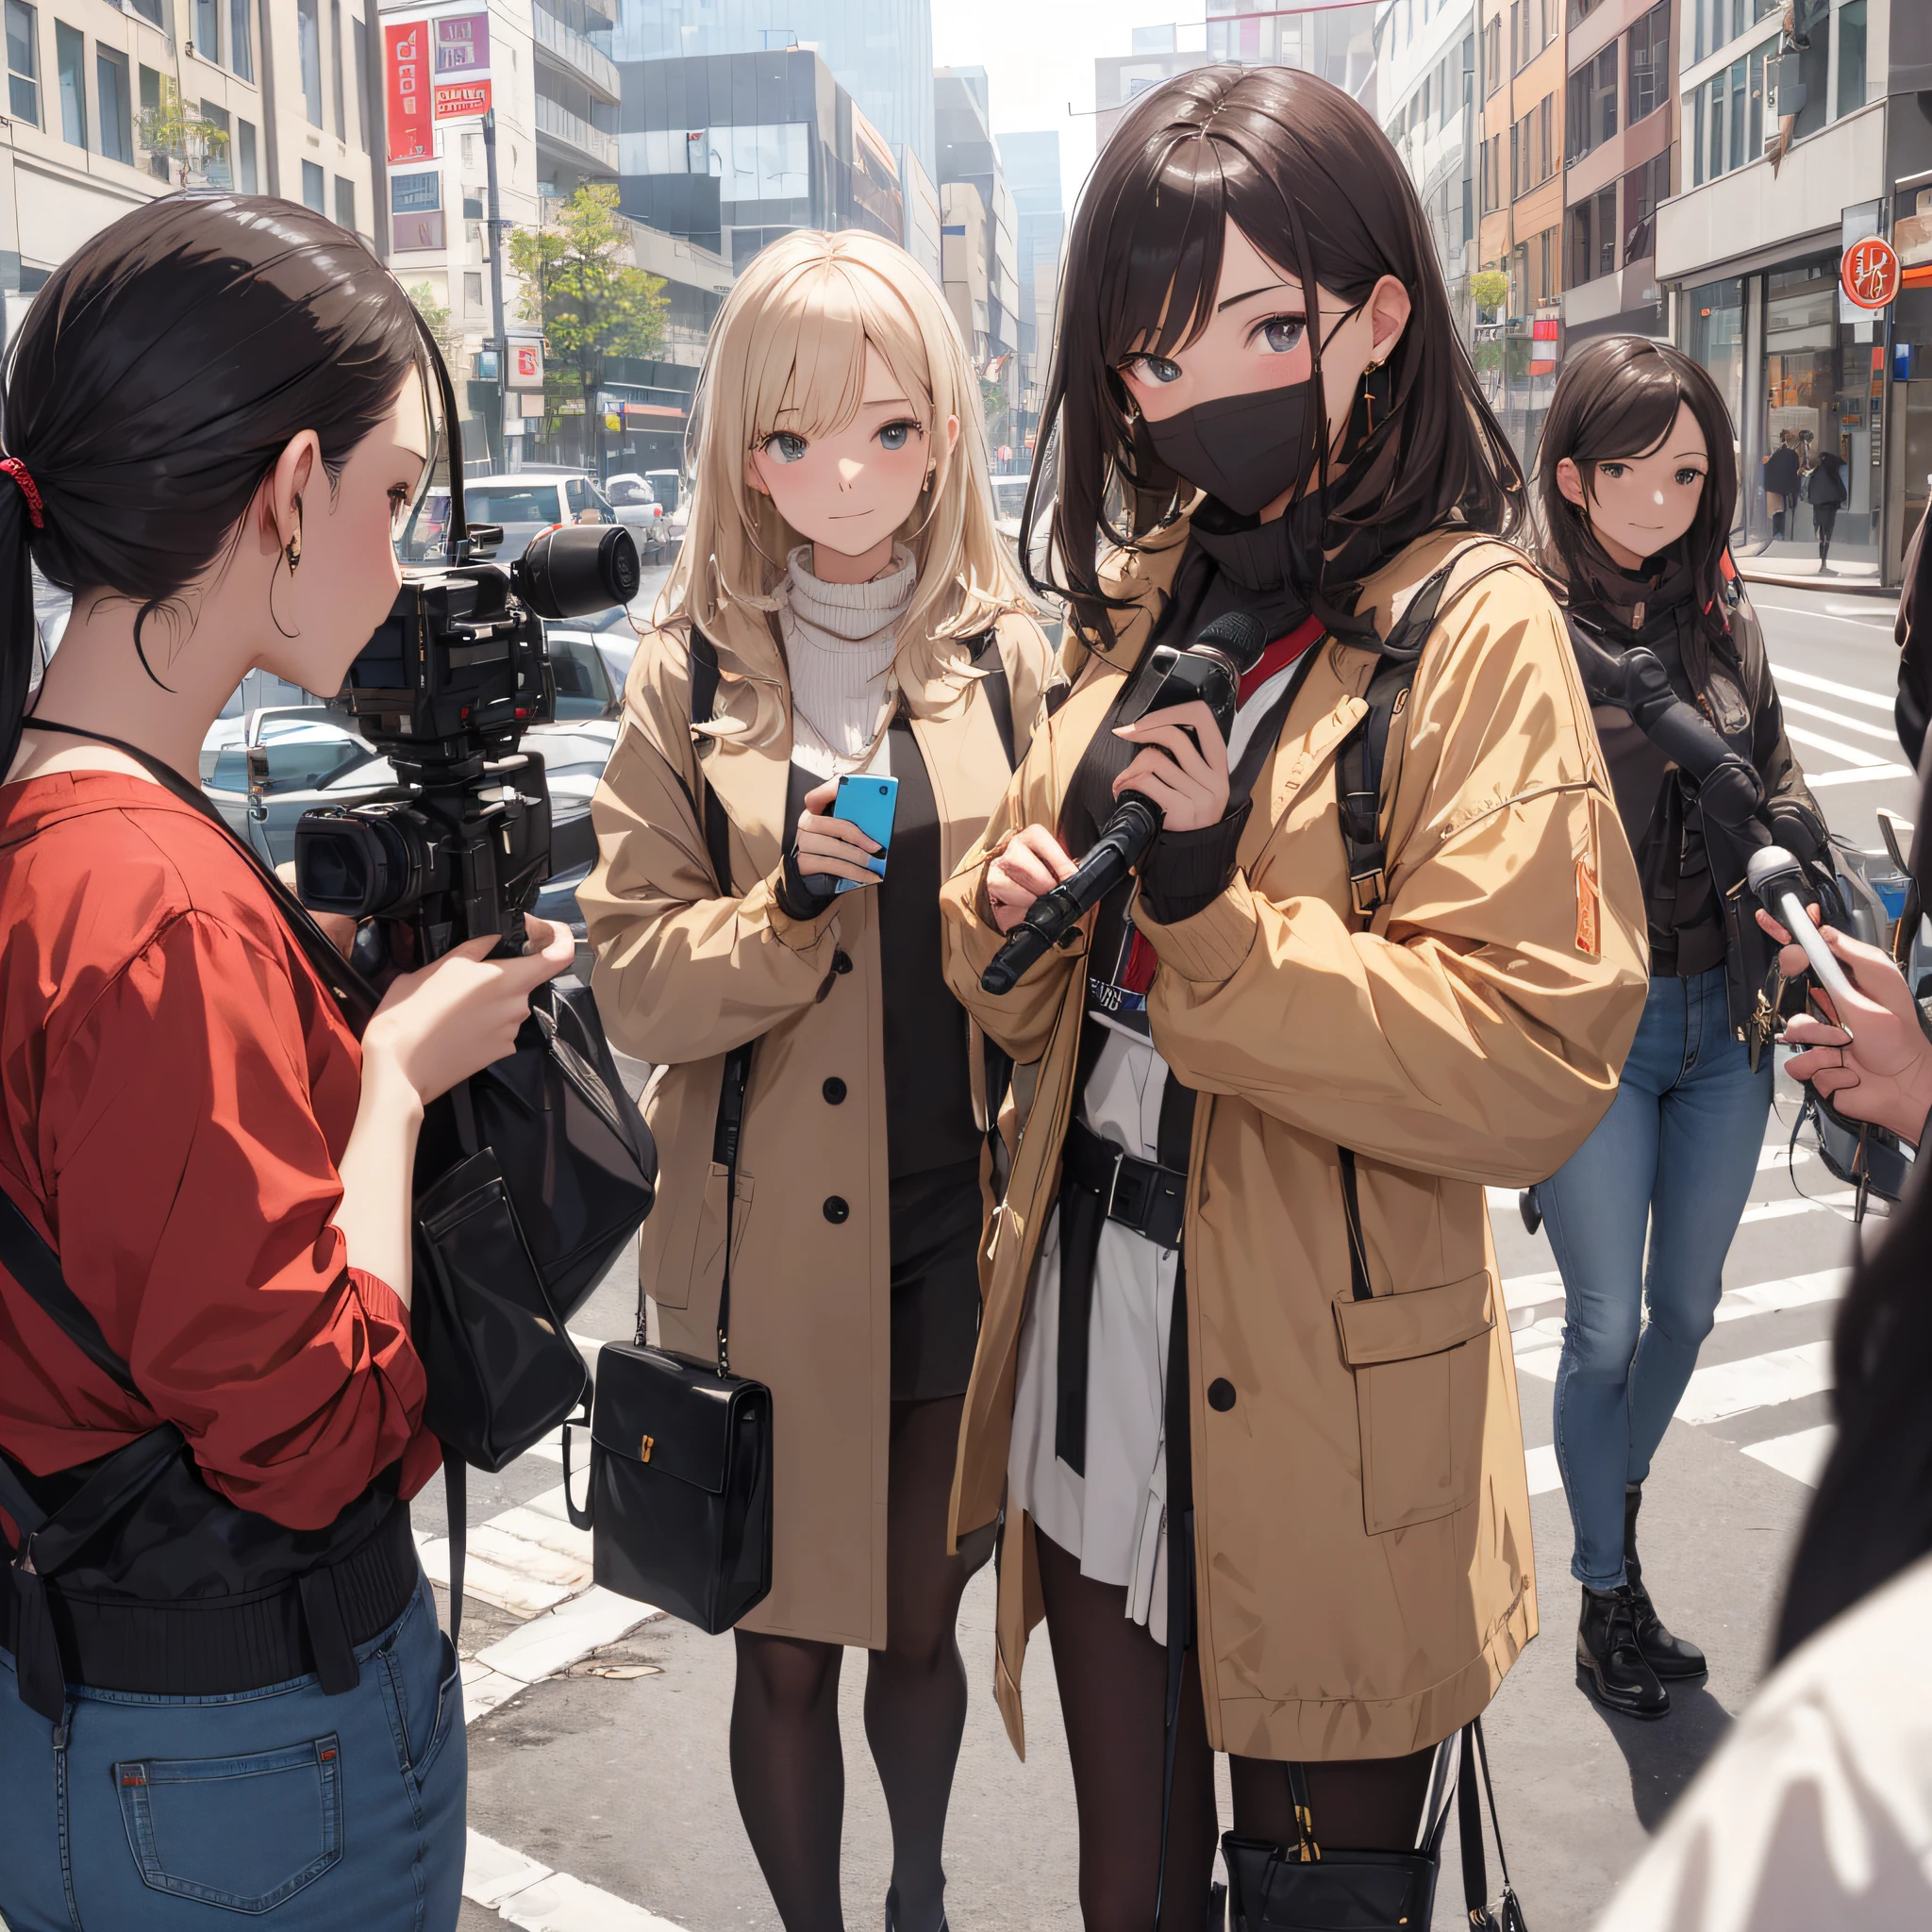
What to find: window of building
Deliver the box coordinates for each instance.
[138,62,167,177]
[301,158,325,209]
[55,18,82,145]
[1483,14,1501,93]
[1622,152,1670,262]
[329,0,344,140]
[229,0,252,80]
[237,114,258,191]
[7,0,38,125]
[127,0,160,22]
[1791,2,1827,141]
[1509,119,1520,198]
[1566,45,1616,161]
[1539,93,1552,179]
[464,271,483,310]
[97,44,129,161]
[353,14,369,153]
[1540,224,1557,302]
[297,0,322,127]
[194,0,218,63]
[335,175,356,231]
[200,99,231,184]
[1627,1,1667,123]
[1837,0,1866,119]
[1727,53,1747,168]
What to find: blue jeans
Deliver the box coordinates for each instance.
[0,1577,464,1932]
[1539,967,1771,1591]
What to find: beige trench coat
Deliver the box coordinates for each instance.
[580,601,1052,1648]
[940,522,1650,1761]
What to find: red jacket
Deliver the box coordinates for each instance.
[0,772,437,1532]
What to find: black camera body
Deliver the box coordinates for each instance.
[293,522,640,963]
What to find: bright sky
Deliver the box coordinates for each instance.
[929,0,1208,216]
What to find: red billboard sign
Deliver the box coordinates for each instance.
[385,21,432,163]
[433,78,491,121]
[1840,236,1900,310]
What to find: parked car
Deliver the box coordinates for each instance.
[199,631,622,974]
[403,472,660,572]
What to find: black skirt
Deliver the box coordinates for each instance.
[889,1159,984,1402]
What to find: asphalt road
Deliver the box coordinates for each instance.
[449,578,1914,1932]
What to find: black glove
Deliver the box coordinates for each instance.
[1694,754,1768,834]
[775,848,839,922]
[1137,799,1252,926]
[1768,803,1825,863]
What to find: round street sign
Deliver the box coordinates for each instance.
[1841,236,1900,310]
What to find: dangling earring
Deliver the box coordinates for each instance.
[284,497,303,572]
[924,460,936,492]
[1360,358,1385,436]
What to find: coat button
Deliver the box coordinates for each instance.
[1208,1378,1236,1412]
[831,949,853,974]
[823,1196,850,1224]
[822,1077,847,1105]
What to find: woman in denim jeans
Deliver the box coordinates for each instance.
[0,195,574,1929]
[1529,338,1825,1721]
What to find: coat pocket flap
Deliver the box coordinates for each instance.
[1332,1271,1494,1367]
[591,1342,758,1493]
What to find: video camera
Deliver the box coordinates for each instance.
[292,341,639,964]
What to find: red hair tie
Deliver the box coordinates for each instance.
[2,457,45,529]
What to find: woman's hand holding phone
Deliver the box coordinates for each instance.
[1755,903,1932,1144]
[796,778,886,891]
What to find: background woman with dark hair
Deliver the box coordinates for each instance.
[939,65,1647,1927]
[1529,335,1825,1724]
[0,195,572,1931]
[1806,444,1847,573]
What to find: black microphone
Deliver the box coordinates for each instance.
[981,611,1267,995]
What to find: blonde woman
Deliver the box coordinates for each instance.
[578,230,1052,1932]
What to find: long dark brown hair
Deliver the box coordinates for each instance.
[1024,63,1524,647]
[1,193,431,773]
[1535,335,1739,636]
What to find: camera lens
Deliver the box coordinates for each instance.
[295,807,422,917]
[512,525,641,620]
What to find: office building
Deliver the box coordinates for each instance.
[1660,0,1932,582]
[1376,0,1478,334]
[618,46,903,272]
[1094,23,1211,153]
[610,0,934,180]
[2,0,382,337]
[1474,0,1569,462]
[1559,0,1674,353]
[998,128,1064,456]
[934,65,1020,462]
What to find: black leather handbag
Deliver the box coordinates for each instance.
[412,979,658,1474]
[1222,1723,1525,1932]
[559,630,774,1633]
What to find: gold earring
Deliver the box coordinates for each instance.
[285,535,302,571]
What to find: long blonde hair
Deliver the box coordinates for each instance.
[662,228,1025,738]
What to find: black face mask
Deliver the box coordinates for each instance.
[1139,307,1367,517]
[1142,381,1312,518]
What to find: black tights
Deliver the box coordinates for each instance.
[729,1395,994,1932]
[1036,1528,1436,1932]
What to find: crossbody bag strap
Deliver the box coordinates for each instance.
[24,719,379,1029]
[0,1188,142,1399]
[688,629,753,1377]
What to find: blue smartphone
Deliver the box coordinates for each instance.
[830,774,898,893]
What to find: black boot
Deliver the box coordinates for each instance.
[1577,1584,1670,1719]
[1624,1483,1707,1680]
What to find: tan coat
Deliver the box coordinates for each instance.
[580,602,1052,1648]
[939,522,1650,1761]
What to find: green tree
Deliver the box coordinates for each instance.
[508,186,668,470]
[139,76,228,188]
[1471,269,1510,321]
[405,282,463,368]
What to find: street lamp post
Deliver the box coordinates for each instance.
[483,108,508,472]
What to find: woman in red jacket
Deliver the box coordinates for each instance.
[0,195,570,1932]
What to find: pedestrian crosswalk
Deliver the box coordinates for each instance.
[1765,658,1915,789]
[1508,1265,1847,1500]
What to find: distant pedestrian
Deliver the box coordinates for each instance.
[1762,430,1800,541]
[1531,336,1825,1723]
[1806,447,1846,572]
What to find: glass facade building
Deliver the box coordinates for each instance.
[612,0,934,177]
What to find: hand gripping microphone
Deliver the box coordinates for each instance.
[1746,844,1858,1039]
[980,611,1266,995]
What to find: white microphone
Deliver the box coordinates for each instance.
[1745,844,1858,1039]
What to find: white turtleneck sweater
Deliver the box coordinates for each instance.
[777,543,917,781]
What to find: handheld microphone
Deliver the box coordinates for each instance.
[1745,844,1857,1039]
[981,611,1265,995]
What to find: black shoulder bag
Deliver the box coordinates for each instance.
[562,631,774,1633]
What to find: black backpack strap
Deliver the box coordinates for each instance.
[1336,562,1457,924]
[0,1189,142,1399]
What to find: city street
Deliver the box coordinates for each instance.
[439,579,1913,1932]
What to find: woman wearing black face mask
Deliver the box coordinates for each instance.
[938,67,1646,1928]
